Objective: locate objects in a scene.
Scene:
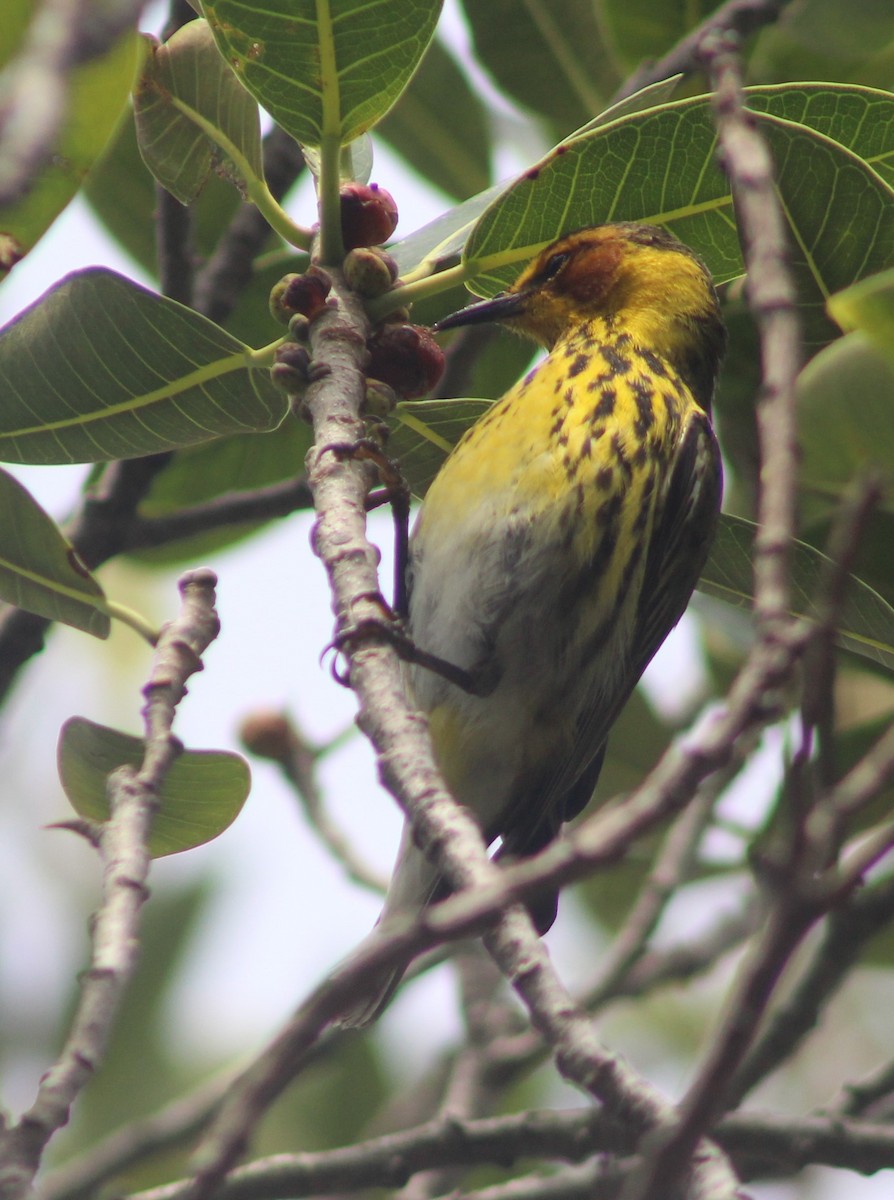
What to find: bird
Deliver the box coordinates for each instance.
[341,221,726,1027]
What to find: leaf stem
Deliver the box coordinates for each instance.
[169,98,313,250]
[315,0,345,264]
[366,262,472,320]
[102,601,160,645]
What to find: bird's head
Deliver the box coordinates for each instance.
[435,223,727,410]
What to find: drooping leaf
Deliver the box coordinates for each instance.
[201,0,443,148]
[133,20,263,204]
[0,29,143,277]
[0,466,109,636]
[58,717,251,857]
[701,513,894,673]
[0,269,287,465]
[389,182,509,279]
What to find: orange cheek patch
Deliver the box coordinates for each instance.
[564,241,623,307]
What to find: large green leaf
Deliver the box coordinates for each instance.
[748,82,894,190]
[457,96,894,311]
[442,93,894,358]
[0,269,286,465]
[58,717,251,857]
[133,19,263,205]
[0,29,143,277]
[702,514,894,673]
[0,467,109,637]
[201,0,443,148]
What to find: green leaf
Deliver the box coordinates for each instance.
[747,82,894,191]
[0,28,143,276]
[0,467,110,637]
[0,269,287,465]
[201,0,443,148]
[757,113,894,349]
[460,0,622,135]
[827,266,894,362]
[377,36,491,201]
[388,398,493,497]
[134,20,263,204]
[58,717,251,857]
[455,97,740,296]
[796,331,894,516]
[750,0,894,91]
[451,91,894,353]
[701,514,894,673]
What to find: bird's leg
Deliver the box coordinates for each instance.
[365,477,410,620]
[320,437,496,696]
[329,602,495,697]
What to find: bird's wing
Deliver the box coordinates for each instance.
[627,409,722,686]
[497,410,722,866]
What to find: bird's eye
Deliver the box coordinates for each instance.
[541,252,569,280]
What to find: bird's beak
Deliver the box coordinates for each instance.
[433,289,529,332]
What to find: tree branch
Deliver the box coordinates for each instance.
[0,570,220,1200]
[119,1104,894,1200]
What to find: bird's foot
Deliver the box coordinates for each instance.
[328,604,494,696]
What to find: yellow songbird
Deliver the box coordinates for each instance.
[344,222,726,1026]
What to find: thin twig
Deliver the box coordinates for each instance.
[122,477,314,551]
[156,184,194,305]
[617,29,804,1198]
[728,873,894,1105]
[0,570,220,1200]
[40,1072,233,1200]
[585,782,722,1010]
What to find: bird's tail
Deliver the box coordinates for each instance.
[335,937,412,1029]
[333,827,440,1028]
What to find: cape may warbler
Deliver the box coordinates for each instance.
[345,222,726,1026]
